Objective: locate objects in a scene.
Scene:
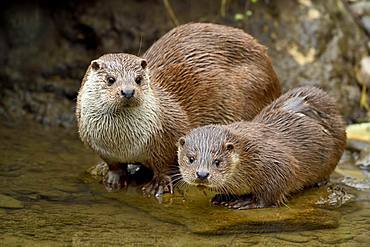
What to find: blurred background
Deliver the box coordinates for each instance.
[0,0,369,128]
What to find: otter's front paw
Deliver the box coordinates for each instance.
[142,175,173,197]
[103,170,127,192]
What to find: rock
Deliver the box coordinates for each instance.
[274,233,312,243]
[357,56,370,88]
[354,232,370,244]
[87,162,108,183]
[346,123,370,172]
[186,208,339,234]
[355,146,370,170]
[361,16,370,36]
[346,140,370,152]
[346,123,370,143]
[318,232,353,244]
[0,0,369,125]
[0,194,24,209]
[341,176,370,190]
[99,187,340,235]
[38,190,71,201]
[349,1,370,17]
[315,185,354,207]
[243,0,369,121]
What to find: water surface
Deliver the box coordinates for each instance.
[0,121,369,246]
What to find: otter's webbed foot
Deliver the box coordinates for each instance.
[142,175,173,197]
[212,194,266,210]
[103,169,128,192]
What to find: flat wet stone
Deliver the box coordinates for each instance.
[274,233,312,243]
[346,123,370,143]
[318,232,354,244]
[0,234,62,247]
[86,165,355,235]
[185,208,340,234]
[53,182,81,194]
[38,190,72,201]
[0,194,24,209]
[353,232,370,244]
[99,187,341,235]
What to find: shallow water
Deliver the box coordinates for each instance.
[0,121,369,246]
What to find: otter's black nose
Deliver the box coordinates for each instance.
[120,89,135,99]
[196,171,209,180]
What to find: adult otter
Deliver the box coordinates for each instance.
[178,86,346,208]
[76,23,281,196]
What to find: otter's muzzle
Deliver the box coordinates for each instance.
[120,89,135,99]
[196,171,209,180]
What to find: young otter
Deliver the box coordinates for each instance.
[177,86,346,209]
[76,23,281,196]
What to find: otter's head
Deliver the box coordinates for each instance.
[82,53,150,111]
[177,125,241,192]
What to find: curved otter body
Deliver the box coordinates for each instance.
[145,23,280,126]
[76,23,281,195]
[178,86,346,208]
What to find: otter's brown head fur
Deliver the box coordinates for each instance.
[82,53,150,111]
[177,125,245,194]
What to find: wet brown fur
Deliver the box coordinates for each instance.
[145,23,281,127]
[76,23,281,194]
[178,86,346,207]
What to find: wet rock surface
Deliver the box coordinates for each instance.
[0,120,369,246]
[0,194,24,209]
[0,0,369,127]
[348,0,370,35]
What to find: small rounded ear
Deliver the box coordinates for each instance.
[225,142,234,151]
[140,59,147,70]
[91,60,100,71]
[178,137,186,147]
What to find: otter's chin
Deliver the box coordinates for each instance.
[114,98,143,109]
[196,184,209,189]
[193,179,212,188]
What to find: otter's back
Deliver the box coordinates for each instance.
[143,23,280,127]
[254,86,346,183]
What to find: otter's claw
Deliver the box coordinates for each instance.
[103,170,127,192]
[142,175,173,197]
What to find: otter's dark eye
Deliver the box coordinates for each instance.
[135,75,143,85]
[213,159,221,167]
[188,156,195,164]
[107,76,116,86]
